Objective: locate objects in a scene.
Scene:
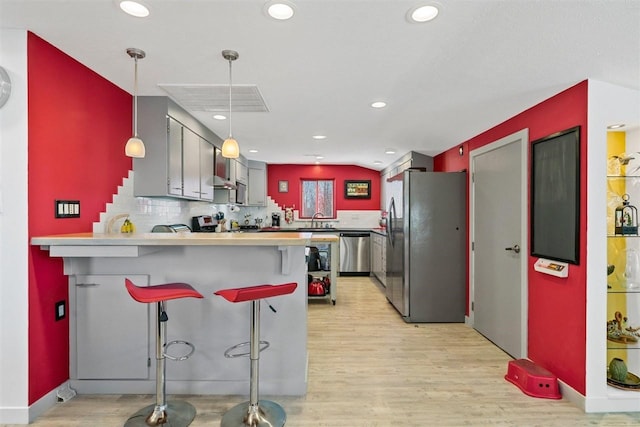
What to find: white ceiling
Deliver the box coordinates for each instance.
[2,0,639,170]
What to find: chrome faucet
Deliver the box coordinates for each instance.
[311,212,323,228]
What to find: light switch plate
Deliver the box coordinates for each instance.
[55,200,80,218]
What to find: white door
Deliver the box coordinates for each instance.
[470,129,528,359]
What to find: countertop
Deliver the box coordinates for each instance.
[31,231,314,247]
[309,233,339,242]
[260,227,383,235]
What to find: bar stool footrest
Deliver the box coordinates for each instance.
[224,340,270,358]
[220,400,286,427]
[164,340,196,361]
[124,400,196,427]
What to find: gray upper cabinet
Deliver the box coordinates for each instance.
[181,125,201,199]
[199,139,215,201]
[235,155,249,184]
[248,160,267,206]
[380,151,433,210]
[167,117,183,196]
[134,97,221,201]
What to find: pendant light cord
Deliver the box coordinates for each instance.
[133,56,139,138]
[228,57,233,139]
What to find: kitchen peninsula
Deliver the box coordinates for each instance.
[31,232,311,396]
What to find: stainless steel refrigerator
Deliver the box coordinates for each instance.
[385,170,466,322]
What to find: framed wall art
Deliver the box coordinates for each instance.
[344,180,371,199]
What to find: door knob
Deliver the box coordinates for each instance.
[505,244,520,254]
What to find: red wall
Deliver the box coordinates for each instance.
[27,33,132,403]
[267,164,381,214]
[434,81,589,394]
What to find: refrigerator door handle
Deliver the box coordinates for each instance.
[388,197,396,248]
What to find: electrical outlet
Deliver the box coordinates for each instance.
[55,300,66,321]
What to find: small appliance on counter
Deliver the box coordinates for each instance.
[191,215,217,232]
[151,224,191,233]
[272,213,281,227]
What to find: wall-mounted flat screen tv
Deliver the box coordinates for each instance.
[530,126,580,265]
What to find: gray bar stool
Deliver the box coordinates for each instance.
[214,282,297,427]
[124,278,204,427]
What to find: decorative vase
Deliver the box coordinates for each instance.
[609,357,628,382]
[624,248,640,288]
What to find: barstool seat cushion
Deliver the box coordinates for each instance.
[125,278,204,303]
[215,282,297,303]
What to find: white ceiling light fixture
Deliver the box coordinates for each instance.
[249,149,259,153]
[265,1,295,20]
[118,1,149,18]
[407,4,440,23]
[124,48,146,158]
[221,50,240,159]
[608,124,626,129]
[371,101,387,108]
[312,135,327,140]
[385,149,396,155]
[213,114,226,120]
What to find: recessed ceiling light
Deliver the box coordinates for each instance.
[316,156,324,160]
[371,101,387,108]
[385,149,396,155]
[312,135,327,140]
[373,160,382,165]
[249,149,259,153]
[408,4,439,23]
[213,114,227,120]
[118,1,150,17]
[265,1,295,20]
[608,124,626,129]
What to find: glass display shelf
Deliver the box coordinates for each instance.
[607,281,640,293]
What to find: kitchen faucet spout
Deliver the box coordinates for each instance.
[311,212,323,228]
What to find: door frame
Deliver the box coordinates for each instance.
[469,128,529,358]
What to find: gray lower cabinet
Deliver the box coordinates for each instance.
[370,232,386,286]
[73,274,149,380]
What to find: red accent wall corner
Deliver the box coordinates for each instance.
[27,32,132,403]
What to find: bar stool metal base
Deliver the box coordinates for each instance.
[124,401,196,427]
[220,400,286,427]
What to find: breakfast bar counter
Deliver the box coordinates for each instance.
[31,232,311,396]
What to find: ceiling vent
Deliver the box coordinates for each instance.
[158,84,269,113]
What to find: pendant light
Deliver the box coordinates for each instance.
[125,47,146,158]
[221,49,240,159]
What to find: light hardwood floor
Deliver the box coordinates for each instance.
[8,277,640,426]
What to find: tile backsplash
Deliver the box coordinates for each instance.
[94,171,382,233]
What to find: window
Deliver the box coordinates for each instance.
[301,179,335,218]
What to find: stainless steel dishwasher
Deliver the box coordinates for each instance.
[339,232,370,276]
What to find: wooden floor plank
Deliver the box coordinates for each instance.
[8,277,640,426]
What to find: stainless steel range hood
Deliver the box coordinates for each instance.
[213,175,237,190]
